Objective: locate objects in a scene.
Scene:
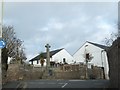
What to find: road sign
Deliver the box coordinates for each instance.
[0,39,6,49]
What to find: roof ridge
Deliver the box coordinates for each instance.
[88,41,107,46]
[87,41,108,49]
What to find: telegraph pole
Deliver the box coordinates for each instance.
[118,2,120,38]
[118,22,120,38]
[0,0,3,88]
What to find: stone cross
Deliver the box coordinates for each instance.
[45,44,51,69]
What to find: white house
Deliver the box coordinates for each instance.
[73,41,109,79]
[29,48,74,67]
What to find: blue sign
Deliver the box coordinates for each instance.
[0,39,6,49]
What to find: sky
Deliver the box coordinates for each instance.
[3,2,118,60]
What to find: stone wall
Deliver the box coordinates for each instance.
[54,64,104,79]
[6,64,45,82]
[107,37,120,88]
[55,71,81,79]
[6,64,21,81]
[6,63,104,81]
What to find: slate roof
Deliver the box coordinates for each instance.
[87,41,109,50]
[29,48,64,61]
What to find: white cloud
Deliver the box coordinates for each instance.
[3,19,14,25]
[27,54,34,60]
[40,27,49,31]
[37,18,65,32]
[47,18,65,30]
[98,23,115,30]
[61,42,73,49]
[3,2,117,60]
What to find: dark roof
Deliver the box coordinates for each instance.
[29,48,63,61]
[87,41,109,50]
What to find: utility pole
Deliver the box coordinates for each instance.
[45,44,51,70]
[118,2,120,38]
[0,0,3,88]
[118,22,120,38]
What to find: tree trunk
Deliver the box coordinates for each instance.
[1,47,8,83]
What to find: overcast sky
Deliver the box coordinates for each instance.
[3,2,118,60]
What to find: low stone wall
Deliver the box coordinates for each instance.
[6,63,104,81]
[54,65,104,80]
[55,71,82,79]
[88,66,104,79]
[107,38,120,88]
[6,64,22,81]
[6,64,45,82]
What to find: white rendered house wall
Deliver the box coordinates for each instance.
[73,42,109,79]
[51,49,74,64]
[29,49,73,66]
[73,42,103,66]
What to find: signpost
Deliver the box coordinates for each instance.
[0,39,6,49]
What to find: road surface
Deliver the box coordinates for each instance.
[12,79,110,89]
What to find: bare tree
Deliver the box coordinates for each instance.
[19,47,27,63]
[83,52,93,79]
[2,26,25,70]
[104,32,118,46]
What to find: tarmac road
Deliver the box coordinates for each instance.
[18,79,109,89]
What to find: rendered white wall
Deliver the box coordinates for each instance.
[52,49,74,64]
[73,42,103,66]
[102,51,109,79]
[73,42,109,79]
